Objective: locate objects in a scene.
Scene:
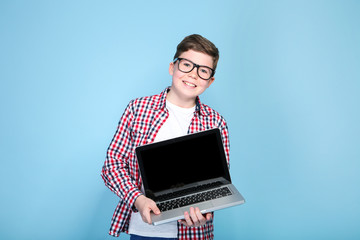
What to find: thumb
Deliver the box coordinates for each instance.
[150,202,161,215]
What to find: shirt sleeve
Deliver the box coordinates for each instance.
[219,118,230,168]
[101,100,142,209]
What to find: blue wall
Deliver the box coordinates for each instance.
[1,1,359,239]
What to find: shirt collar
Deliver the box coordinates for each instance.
[152,87,210,116]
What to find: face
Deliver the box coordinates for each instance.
[168,50,215,107]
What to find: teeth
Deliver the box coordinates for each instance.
[184,81,196,87]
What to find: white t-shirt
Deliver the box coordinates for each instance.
[128,100,196,238]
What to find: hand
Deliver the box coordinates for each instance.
[178,207,212,227]
[134,195,160,224]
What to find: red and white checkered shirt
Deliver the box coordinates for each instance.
[101,87,230,239]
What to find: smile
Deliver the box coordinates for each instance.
[183,81,197,87]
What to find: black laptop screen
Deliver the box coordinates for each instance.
[136,129,231,196]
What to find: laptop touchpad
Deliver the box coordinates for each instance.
[190,201,214,213]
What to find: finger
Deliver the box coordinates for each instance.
[184,211,193,226]
[142,209,152,224]
[194,207,206,225]
[178,219,188,226]
[206,212,213,222]
[189,207,200,226]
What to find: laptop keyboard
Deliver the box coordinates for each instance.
[157,186,232,212]
[156,181,223,202]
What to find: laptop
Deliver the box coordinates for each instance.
[135,128,245,225]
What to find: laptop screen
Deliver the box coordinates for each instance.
[136,128,231,197]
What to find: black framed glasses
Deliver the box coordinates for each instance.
[174,58,215,80]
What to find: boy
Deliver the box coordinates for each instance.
[102,34,230,240]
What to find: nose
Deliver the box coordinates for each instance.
[188,66,198,79]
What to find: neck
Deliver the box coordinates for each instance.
[166,90,196,108]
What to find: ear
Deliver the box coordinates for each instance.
[169,62,174,76]
[207,77,215,88]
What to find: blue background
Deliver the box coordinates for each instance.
[1,1,359,239]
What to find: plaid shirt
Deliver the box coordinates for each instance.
[101,87,230,239]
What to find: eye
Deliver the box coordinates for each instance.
[200,67,209,74]
[180,60,193,69]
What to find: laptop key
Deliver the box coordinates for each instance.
[157,187,232,212]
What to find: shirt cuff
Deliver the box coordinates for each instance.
[124,188,143,212]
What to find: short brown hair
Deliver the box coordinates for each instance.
[174,34,220,71]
